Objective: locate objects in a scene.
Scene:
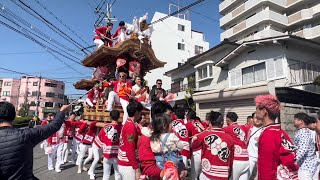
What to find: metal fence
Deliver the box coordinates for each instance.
[167,83,196,94]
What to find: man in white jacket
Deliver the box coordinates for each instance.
[247,113,263,179]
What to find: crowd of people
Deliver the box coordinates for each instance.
[20,93,317,180]
[1,20,320,180]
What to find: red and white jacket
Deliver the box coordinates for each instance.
[81,121,98,145]
[186,119,205,152]
[87,88,103,105]
[135,122,143,136]
[171,119,190,158]
[74,121,85,141]
[41,120,65,145]
[94,26,112,47]
[223,122,249,161]
[63,120,76,143]
[118,117,139,169]
[192,128,234,180]
[104,80,132,102]
[94,122,122,158]
[258,124,298,180]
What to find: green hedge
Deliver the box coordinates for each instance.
[13,116,33,126]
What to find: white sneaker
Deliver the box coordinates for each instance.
[48,167,54,171]
[89,173,95,180]
[87,171,93,176]
[55,168,62,173]
[77,167,82,174]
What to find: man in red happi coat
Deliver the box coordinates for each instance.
[255,94,298,180]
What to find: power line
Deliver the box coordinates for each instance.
[0,67,34,77]
[33,0,90,46]
[0,19,85,75]
[2,3,86,56]
[150,0,205,25]
[0,50,83,55]
[166,0,266,42]
[0,12,83,65]
[168,1,219,23]
[111,0,117,6]
[96,0,107,12]
[10,0,90,54]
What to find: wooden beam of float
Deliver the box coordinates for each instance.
[73,79,98,90]
[81,38,166,76]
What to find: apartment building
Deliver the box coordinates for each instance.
[18,76,65,119]
[145,11,209,90]
[0,78,21,110]
[220,0,320,43]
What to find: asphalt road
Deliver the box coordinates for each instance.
[33,144,112,180]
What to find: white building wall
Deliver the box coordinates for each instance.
[202,42,320,92]
[146,12,209,90]
[194,48,238,91]
[219,1,320,42]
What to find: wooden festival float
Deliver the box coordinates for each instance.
[73,24,166,127]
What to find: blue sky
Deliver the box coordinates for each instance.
[0,0,222,96]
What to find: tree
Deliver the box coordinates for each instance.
[314,75,320,86]
[18,103,30,117]
[184,76,196,111]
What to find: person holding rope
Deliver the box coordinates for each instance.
[0,102,69,180]
[93,22,113,49]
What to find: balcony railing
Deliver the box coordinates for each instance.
[289,62,320,85]
[167,83,196,94]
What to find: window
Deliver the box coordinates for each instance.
[46,92,55,98]
[198,66,208,80]
[2,91,10,96]
[209,65,213,77]
[230,58,284,87]
[29,101,36,106]
[3,82,12,86]
[58,94,64,99]
[178,43,185,50]
[45,83,57,88]
[178,24,185,31]
[33,82,38,86]
[61,85,64,89]
[195,45,204,55]
[31,91,41,97]
[229,69,242,87]
[196,62,214,81]
[54,103,62,107]
[266,57,284,80]
[242,63,266,85]
[45,102,54,107]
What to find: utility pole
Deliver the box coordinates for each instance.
[35,76,41,117]
[104,3,117,23]
[95,2,117,27]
